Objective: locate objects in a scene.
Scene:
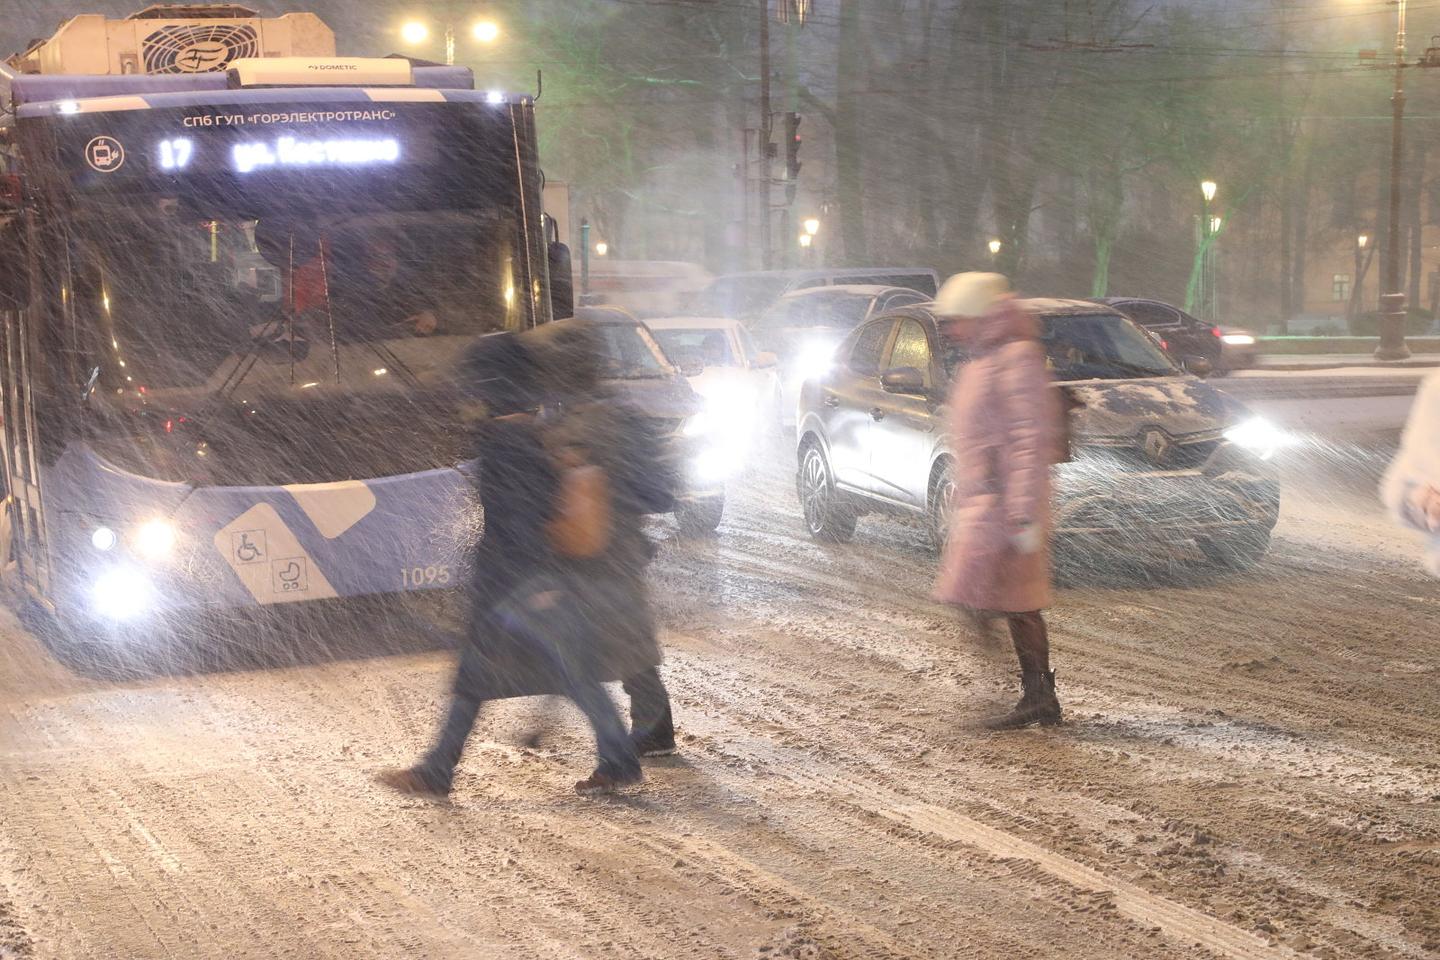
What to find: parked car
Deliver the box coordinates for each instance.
[689,267,941,320]
[794,299,1283,568]
[750,285,931,426]
[645,315,784,461]
[1095,297,1259,374]
[564,309,729,534]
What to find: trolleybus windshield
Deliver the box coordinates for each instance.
[30,101,543,483]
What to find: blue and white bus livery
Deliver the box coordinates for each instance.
[0,15,569,633]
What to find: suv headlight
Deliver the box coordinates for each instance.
[1223,416,1290,460]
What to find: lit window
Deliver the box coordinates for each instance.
[1332,273,1352,302]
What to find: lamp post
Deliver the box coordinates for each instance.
[1197,180,1219,322]
[401,13,500,66]
[988,238,1002,264]
[1377,0,1412,360]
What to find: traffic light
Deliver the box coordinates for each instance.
[784,112,802,181]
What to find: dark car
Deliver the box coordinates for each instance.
[689,267,941,320]
[794,299,1282,568]
[1095,297,1259,374]
[750,285,931,426]
[561,310,729,534]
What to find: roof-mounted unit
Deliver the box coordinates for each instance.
[8,6,333,76]
[228,57,413,88]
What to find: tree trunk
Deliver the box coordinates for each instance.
[1408,137,1427,310]
[1290,142,1313,323]
[834,0,866,265]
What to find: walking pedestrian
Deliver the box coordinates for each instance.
[1382,369,1440,576]
[526,314,680,759]
[930,273,1064,730]
[377,332,641,798]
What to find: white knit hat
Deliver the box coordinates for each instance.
[934,272,1010,318]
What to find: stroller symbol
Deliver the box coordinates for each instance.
[271,557,308,593]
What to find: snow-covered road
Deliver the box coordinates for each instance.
[0,375,1435,959]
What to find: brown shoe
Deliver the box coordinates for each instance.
[985,671,1063,730]
[574,767,643,796]
[376,766,450,799]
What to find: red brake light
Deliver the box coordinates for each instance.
[1211,326,1222,338]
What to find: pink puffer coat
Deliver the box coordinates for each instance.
[932,300,1059,614]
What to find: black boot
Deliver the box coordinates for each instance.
[986,670,1062,730]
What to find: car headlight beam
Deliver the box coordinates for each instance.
[1223,416,1290,460]
[91,567,155,621]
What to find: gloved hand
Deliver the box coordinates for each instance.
[1010,521,1043,555]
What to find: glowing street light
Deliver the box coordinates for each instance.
[401,14,502,66]
[802,217,821,237]
[1210,215,1223,234]
[798,233,813,248]
[1358,232,1370,250]
[987,238,1002,256]
[594,241,609,257]
[1201,180,1217,203]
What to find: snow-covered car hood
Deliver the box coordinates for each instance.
[1067,377,1249,440]
[603,373,704,422]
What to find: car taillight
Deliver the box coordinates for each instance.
[1211,326,1222,338]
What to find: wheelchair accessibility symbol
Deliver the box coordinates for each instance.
[84,135,126,173]
[231,529,266,565]
[271,557,309,594]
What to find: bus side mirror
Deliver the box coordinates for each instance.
[0,219,30,309]
[548,241,574,320]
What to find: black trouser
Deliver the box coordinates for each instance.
[622,666,674,743]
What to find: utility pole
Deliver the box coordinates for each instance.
[1378,0,1412,360]
[757,0,773,270]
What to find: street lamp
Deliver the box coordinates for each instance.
[988,238,1002,257]
[798,233,813,248]
[401,14,501,66]
[1201,180,1217,203]
[594,241,609,257]
[1377,0,1412,360]
[803,217,820,237]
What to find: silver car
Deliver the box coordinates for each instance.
[794,299,1283,568]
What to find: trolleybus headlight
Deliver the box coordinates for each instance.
[90,527,118,551]
[134,519,177,559]
[91,567,154,621]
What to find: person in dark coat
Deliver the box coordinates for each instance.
[525,315,679,757]
[378,332,641,798]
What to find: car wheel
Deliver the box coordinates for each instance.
[675,495,725,537]
[1199,525,1272,570]
[927,460,957,552]
[797,442,856,542]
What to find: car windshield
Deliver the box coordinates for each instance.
[690,276,792,317]
[1041,313,1179,380]
[767,290,875,330]
[650,328,736,367]
[598,323,674,379]
[941,312,1177,381]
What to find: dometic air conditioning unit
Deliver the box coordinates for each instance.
[11,5,334,76]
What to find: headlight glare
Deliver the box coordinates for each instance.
[1221,333,1256,346]
[135,519,177,559]
[1223,416,1290,460]
[91,567,154,621]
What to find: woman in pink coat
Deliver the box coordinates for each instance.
[931,273,1062,729]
